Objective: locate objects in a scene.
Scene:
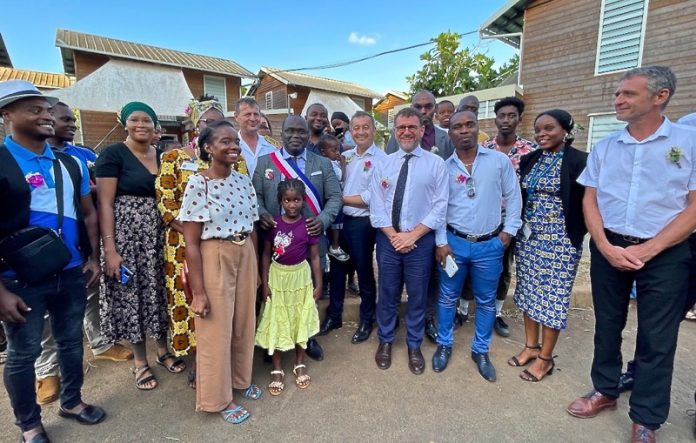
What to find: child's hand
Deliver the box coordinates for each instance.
[313,286,321,301]
[262,286,272,301]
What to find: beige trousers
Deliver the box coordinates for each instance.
[196,239,257,412]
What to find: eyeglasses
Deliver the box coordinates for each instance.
[466,177,476,198]
[395,125,420,133]
[413,103,435,111]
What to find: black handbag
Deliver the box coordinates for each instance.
[0,159,72,284]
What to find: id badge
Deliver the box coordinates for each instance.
[181,161,198,172]
[521,223,532,241]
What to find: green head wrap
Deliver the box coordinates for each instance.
[118,101,158,126]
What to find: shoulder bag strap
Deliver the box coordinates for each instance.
[52,159,64,235]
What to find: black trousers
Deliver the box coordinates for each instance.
[589,237,690,430]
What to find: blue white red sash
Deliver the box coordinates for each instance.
[269,150,322,216]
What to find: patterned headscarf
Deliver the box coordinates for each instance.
[118,101,158,126]
[185,98,224,127]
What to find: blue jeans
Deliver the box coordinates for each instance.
[2,267,87,432]
[437,233,504,353]
[376,231,435,349]
[328,215,377,324]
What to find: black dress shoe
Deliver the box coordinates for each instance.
[58,404,106,425]
[317,317,342,336]
[20,430,50,443]
[425,318,438,344]
[351,322,373,344]
[432,345,452,373]
[375,342,392,370]
[471,351,496,382]
[408,347,425,375]
[618,359,636,393]
[494,316,510,337]
[305,338,324,361]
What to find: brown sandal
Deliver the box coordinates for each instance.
[293,364,311,389]
[268,370,284,396]
[508,344,541,367]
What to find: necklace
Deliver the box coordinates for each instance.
[463,162,474,167]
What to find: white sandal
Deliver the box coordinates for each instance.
[268,370,284,396]
[293,364,311,389]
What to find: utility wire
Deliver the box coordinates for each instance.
[266,30,479,75]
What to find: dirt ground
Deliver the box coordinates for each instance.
[1,300,695,443]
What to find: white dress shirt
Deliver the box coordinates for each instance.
[578,118,696,238]
[240,134,278,177]
[369,146,448,232]
[435,147,522,246]
[342,144,387,217]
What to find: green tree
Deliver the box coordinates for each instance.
[406,31,519,96]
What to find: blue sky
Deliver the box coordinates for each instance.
[2,0,517,95]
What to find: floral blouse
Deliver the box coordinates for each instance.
[483,136,537,173]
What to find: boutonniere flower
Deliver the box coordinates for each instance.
[455,173,468,184]
[666,147,684,168]
[380,177,390,189]
[431,146,439,155]
[363,160,373,172]
[264,168,275,180]
[25,172,44,189]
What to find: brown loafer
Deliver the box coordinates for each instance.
[631,424,656,443]
[408,347,425,375]
[36,376,60,406]
[567,390,617,418]
[375,342,392,370]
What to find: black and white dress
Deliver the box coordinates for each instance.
[96,143,169,343]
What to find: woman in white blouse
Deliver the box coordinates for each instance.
[180,120,261,424]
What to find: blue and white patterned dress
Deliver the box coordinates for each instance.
[513,151,581,330]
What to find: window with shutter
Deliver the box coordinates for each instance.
[595,0,649,75]
[203,75,227,110]
[265,92,273,110]
[588,113,626,150]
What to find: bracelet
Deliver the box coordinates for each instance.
[103,235,113,240]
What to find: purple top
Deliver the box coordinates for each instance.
[266,216,318,265]
[421,123,436,150]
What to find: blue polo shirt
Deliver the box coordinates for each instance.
[52,142,97,168]
[5,136,91,270]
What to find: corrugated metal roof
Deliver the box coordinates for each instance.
[260,67,382,99]
[0,67,73,89]
[56,29,254,78]
[479,0,530,48]
[0,34,11,68]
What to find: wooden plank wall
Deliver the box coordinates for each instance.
[73,52,109,80]
[80,111,127,151]
[520,0,696,150]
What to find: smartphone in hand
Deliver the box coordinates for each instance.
[120,265,133,284]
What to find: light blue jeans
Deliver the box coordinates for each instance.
[436,232,504,353]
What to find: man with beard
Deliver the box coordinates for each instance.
[305,103,330,155]
[370,107,448,375]
[253,115,342,361]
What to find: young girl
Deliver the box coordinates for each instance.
[255,179,322,395]
[317,134,350,262]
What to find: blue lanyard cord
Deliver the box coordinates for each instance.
[524,151,563,219]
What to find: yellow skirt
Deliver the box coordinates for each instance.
[255,261,320,354]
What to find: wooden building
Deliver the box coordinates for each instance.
[374,90,408,128]
[248,67,381,135]
[480,0,696,149]
[52,29,253,149]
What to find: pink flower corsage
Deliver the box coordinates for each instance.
[264,168,275,180]
[25,172,45,189]
[380,177,390,189]
[363,160,373,172]
[455,173,468,184]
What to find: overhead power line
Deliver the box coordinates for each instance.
[266,30,480,75]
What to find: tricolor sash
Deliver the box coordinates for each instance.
[269,150,322,216]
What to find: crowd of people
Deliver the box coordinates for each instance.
[0,64,694,443]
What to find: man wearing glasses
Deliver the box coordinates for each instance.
[369,107,448,375]
[386,90,453,159]
[431,111,521,382]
